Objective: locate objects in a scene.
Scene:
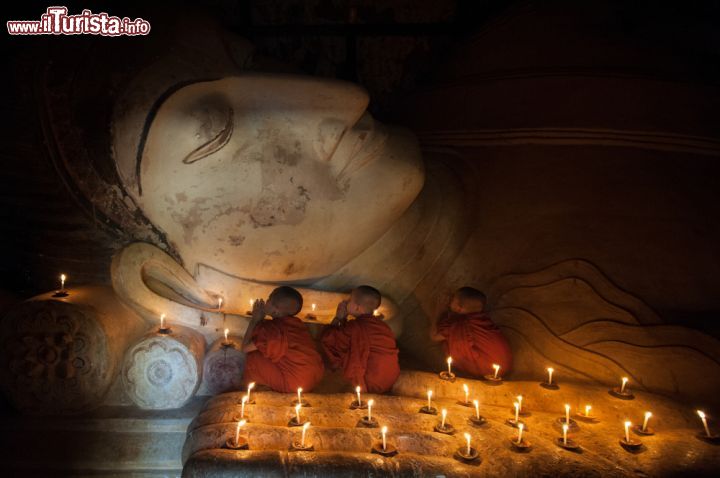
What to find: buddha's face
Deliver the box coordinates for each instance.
[134,74,424,281]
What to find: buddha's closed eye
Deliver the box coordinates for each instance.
[182,106,234,164]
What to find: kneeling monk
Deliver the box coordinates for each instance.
[242,286,324,393]
[321,285,400,393]
[429,287,512,377]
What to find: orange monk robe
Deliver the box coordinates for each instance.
[436,311,512,377]
[242,315,324,393]
[321,314,400,393]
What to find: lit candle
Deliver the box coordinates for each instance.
[547,367,554,385]
[297,387,303,404]
[356,386,362,406]
[381,426,388,451]
[447,356,453,374]
[224,328,229,342]
[698,410,711,437]
[311,303,316,312]
[249,299,255,308]
[463,384,469,404]
[464,432,471,455]
[441,408,448,428]
[295,403,302,423]
[301,421,310,447]
[642,411,652,432]
[367,399,374,422]
[247,382,255,403]
[620,377,629,393]
[373,308,380,317]
[235,418,246,445]
[473,399,480,419]
[517,395,523,413]
[517,422,524,444]
[565,404,570,424]
[427,389,433,409]
[514,401,519,422]
[218,297,223,310]
[240,394,248,418]
[562,423,569,445]
[624,420,632,442]
[160,313,166,330]
[492,363,500,379]
[60,273,66,291]
[585,404,592,417]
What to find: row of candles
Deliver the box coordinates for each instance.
[225,375,717,461]
[440,356,718,452]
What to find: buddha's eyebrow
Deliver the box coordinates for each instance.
[136,79,219,196]
[182,107,234,165]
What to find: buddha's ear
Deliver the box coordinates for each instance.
[224,74,370,162]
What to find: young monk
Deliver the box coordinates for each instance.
[320,285,400,393]
[241,286,324,393]
[429,287,512,377]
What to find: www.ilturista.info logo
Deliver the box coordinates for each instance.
[7,6,151,36]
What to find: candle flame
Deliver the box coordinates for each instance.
[427,390,433,399]
[303,421,310,431]
[248,382,255,391]
[224,328,229,341]
[519,423,524,431]
[645,411,652,419]
[463,383,469,393]
[373,308,380,316]
[60,274,66,288]
[160,313,166,328]
[698,410,706,419]
[565,403,570,412]
[218,297,223,308]
[382,425,387,434]
[447,356,453,365]
[356,385,361,393]
[242,395,249,404]
[249,299,254,306]
[562,423,568,432]
[311,303,316,311]
[547,367,554,373]
[492,363,500,378]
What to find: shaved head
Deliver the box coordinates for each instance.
[269,286,303,315]
[352,285,381,313]
[454,287,487,310]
